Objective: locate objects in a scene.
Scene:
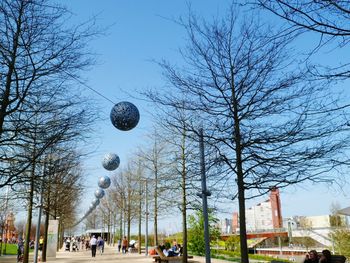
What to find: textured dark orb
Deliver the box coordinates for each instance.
[94,188,105,199]
[98,175,111,189]
[92,198,100,206]
[102,153,120,171]
[110,101,140,131]
[89,203,96,211]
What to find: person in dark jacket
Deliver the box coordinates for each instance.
[304,250,319,263]
[319,249,332,263]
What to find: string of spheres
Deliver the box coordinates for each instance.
[74,101,139,226]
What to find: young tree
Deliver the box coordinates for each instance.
[329,202,347,227]
[41,148,85,261]
[331,229,350,257]
[110,166,139,244]
[139,131,172,246]
[188,209,220,256]
[110,172,127,241]
[152,109,202,263]
[146,7,350,263]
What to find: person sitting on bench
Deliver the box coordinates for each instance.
[163,243,178,257]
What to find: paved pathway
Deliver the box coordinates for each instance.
[0,246,236,263]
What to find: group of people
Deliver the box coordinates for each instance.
[64,236,84,251]
[160,241,183,257]
[89,235,105,257]
[304,249,332,263]
[117,236,133,254]
[16,236,43,263]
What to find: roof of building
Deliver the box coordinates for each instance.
[338,206,350,216]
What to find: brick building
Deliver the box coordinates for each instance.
[232,188,282,232]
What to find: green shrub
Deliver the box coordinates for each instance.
[211,249,290,262]
[225,235,240,252]
[188,210,220,256]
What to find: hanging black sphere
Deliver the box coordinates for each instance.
[110,101,140,131]
[98,175,111,189]
[102,153,120,171]
[92,198,100,206]
[94,188,105,199]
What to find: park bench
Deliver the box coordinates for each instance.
[330,255,346,263]
[271,255,346,263]
[153,246,193,263]
[128,247,138,253]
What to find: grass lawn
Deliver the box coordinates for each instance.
[0,243,34,255]
[1,243,18,255]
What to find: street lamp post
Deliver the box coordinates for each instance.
[3,223,8,255]
[198,128,211,263]
[145,179,149,256]
[34,175,45,263]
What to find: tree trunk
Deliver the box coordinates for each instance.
[154,168,158,246]
[181,128,188,263]
[138,180,142,254]
[232,77,249,263]
[59,225,64,251]
[42,167,51,262]
[127,188,131,244]
[42,211,49,262]
[119,207,123,241]
[56,218,60,252]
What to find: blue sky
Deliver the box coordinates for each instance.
[59,0,350,232]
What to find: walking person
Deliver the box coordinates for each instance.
[97,236,104,255]
[17,238,24,263]
[39,236,44,251]
[89,235,97,257]
[117,239,121,253]
[122,236,128,254]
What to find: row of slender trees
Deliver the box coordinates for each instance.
[0,0,99,262]
[1,1,350,263]
[84,131,202,262]
[89,2,350,263]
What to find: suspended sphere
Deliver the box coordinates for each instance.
[98,175,111,189]
[102,153,120,171]
[110,101,140,131]
[94,188,105,199]
[88,204,95,212]
[92,198,100,206]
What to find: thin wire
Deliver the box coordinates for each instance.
[64,70,116,105]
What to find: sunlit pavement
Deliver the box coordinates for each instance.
[52,246,233,263]
[0,246,236,263]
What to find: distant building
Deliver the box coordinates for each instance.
[232,188,283,232]
[288,215,348,228]
[1,212,17,242]
[232,212,239,231]
[219,218,233,234]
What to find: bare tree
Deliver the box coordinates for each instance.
[255,0,350,78]
[6,87,92,263]
[146,7,350,263]
[41,148,85,261]
[110,166,139,244]
[147,109,202,263]
[99,190,120,244]
[138,131,174,246]
[0,0,97,188]
[110,172,127,241]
